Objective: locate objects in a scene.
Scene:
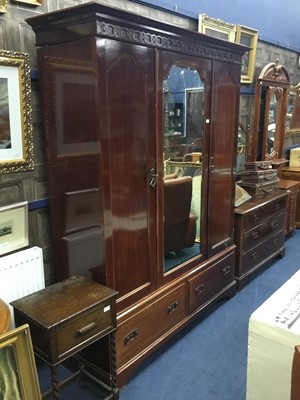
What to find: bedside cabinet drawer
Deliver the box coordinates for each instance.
[56,302,114,361]
[243,212,285,252]
[188,252,234,313]
[116,283,186,365]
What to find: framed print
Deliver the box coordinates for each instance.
[0,201,29,256]
[12,0,41,5]
[0,0,8,13]
[0,50,33,174]
[0,324,42,400]
[198,14,236,42]
[42,57,97,159]
[236,25,258,84]
[64,188,101,234]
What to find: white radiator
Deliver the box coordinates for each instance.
[0,246,45,328]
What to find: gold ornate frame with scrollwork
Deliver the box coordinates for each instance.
[0,50,33,174]
[0,0,8,13]
[198,14,236,43]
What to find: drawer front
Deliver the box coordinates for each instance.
[244,198,286,230]
[241,231,284,274]
[56,302,114,361]
[116,283,186,365]
[188,252,234,313]
[243,212,285,251]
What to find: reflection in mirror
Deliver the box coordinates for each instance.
[285,83,300,150]
[267,92,277,155]
[163,65,204,273]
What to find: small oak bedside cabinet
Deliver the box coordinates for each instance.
[11,276,118,400]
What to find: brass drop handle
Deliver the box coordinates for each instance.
[251,252,258,259]
[252,231,259,239]
[222,265,231,276]
[195,284,205,296]
[273,238,279,245]
[167,301,179,314]
[253,214,260,222]
[77,322,97,336]
[124,329,139,345]
[272,220,279,228]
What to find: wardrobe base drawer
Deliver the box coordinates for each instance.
[188,252,235,313]
[116,283,186,366]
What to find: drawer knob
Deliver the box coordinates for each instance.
[77,322,97,336]
[195,284,205,296]
[124,329,139,345]
[273,238,279,245]
[167,301,179,314]
[253,214,260,222]
[275,203,281,210]
[252,231,259,240]
[271,220,279,228]
[222,265,231,276]
[251,252,258,259]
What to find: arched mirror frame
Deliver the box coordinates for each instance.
[250,60,290,161]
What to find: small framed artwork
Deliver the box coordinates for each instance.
[198,14,236,43]
[0,0,8,13]
[236,25,258,84]
[0,201,29,256]
[0,50,34,174]
[12,0,42,5]
[64,188,101,234]
[0,324,42,399]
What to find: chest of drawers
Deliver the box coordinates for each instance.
[234,191,287,290]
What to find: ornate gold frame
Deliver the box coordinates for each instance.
[0,324,42,399]
[198,14,236,43]
[235,25,258,84]
[13,0,41,5]
[0,50,33,174]
[0,0,8,13]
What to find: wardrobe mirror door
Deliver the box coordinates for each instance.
[162,65,204,273]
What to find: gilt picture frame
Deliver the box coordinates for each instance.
[235,25,258,84]
[0,0,8,13]
[0,324,42,400]
[198,14,236,43]
[0,201,29,256]
[12,0,42,5]
[0,50,34,174]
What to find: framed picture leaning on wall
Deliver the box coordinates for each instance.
[0,50,33,174]
[198,14,236,42]
[0,324,42,400]
[235,25,258,84]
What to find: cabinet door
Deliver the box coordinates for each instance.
[157,51,211,283]
[99,39,157,310]
[207,60,241,257]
